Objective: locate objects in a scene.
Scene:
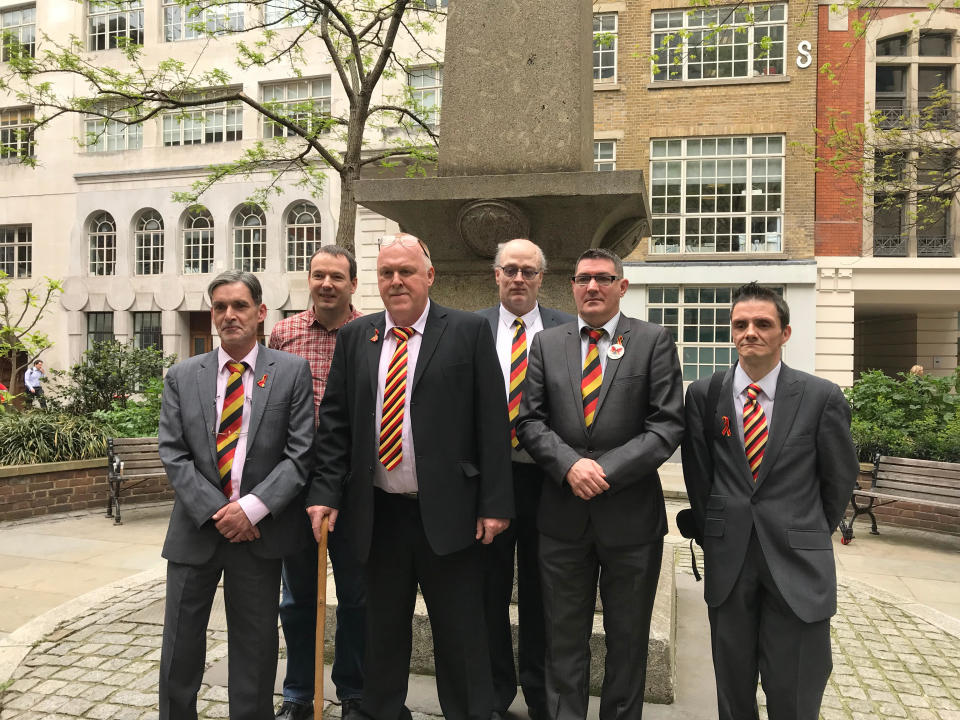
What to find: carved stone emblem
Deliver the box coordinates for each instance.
[457,200,531,258]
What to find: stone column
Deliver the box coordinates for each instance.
[816,263,855,387]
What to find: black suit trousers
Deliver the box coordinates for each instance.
[540,528,663,720]
[159,541,282,720]
[482,462,547,715]
[708,530,832,720]
[362,489,494,720]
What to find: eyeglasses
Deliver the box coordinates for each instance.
[377,234,431,260]
[571,274,618,287]
[498,265,542,280]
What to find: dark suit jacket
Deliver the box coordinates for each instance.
[158,345,316,565]
[681,363,859,622]
[516,314,685,546]
[476,304,575,341]
[307,302,514,561]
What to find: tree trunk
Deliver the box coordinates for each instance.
[335,172,358,253]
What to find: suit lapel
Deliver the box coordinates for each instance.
[595,316,631,416]
[245,346,276,453]
[718,366,755,487]
[412,304,447,393]
[197,350,219,466]
[366,314,387,401]
[564,326,587,433]
[755,364,803,489]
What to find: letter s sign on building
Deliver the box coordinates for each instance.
[797,40,812,69]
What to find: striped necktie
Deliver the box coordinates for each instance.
[379,326,415,471]
[744,383,768,482]
[216,361,247,498]
[508,318,527,449]
[581,328,604,428]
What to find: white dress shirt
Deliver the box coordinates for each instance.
[732,362,781,443]
[496,303,544,463]
[373,301,431,494]
[215,345,269,524]
[577,311,622,373]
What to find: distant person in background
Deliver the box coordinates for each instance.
[24,360,46,409]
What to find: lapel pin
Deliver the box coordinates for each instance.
[721,416,732,437]
[370,328,379,343]
[257,374,267,388]
[607,335,625,360]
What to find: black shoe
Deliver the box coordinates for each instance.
[341,698,363,720]
[276,701,314,720]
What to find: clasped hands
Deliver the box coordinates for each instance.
[212,501,260,542]
[566,458,609,500]
[306,505,509,545]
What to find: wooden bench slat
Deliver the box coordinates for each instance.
[875,480,960,500]
[854,488,960,509]
[879,456,960,474]
[111,436,159,445]
[121,461,166,471]
[876,471,960,491]
[877,462,960,481]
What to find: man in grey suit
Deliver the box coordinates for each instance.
[681,282,858,720]
[158,270,315,720]
[516,248,684,720]
[478,238,573,720]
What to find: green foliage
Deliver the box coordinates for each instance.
[846,369,960,462]
[55,341,175,415]
[92,377,164,438]
[0,411,113,466]
[0,272,62,404]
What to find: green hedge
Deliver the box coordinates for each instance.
[0,412,114,466]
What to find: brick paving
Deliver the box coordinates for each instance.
[1,546,958,719]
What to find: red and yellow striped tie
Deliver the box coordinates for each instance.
[508,318,528,449]
[581,328,604,428]
[216,361,246,498]
[744,383,768,482]
[379,326,414,471]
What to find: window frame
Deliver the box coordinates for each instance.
[593,12,619,83]
[285,201,321,272]
[134,209,164,276]
[261,77,332,138]
[132,311,163,351]
[87,0,143,51]
[83,104,143,153]
[0,224,32,278]
[594,140,617,171]
[407,65,443,126]
[233,204,267,273]
[0,106,34,159]
[88,212,117,276]
[163,94,243,146]
[1,4,36,61]
[86,311,115,349]
[163,1,244,41]
[182,206,214,274]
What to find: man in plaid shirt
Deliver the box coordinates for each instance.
[269,245,364,720]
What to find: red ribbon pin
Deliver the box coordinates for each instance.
[257,374,267,388]
[721,416,731,437]
[370,328,379,343]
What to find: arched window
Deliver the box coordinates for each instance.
[285,201,321,271]
[233,204,266,272]
[134,209,164,275]
[183,206,214,274]
[88,212,116,276]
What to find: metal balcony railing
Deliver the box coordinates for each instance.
[917,235,954,257]
[873,234,908,256]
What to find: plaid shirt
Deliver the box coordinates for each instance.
[268,306,362,426]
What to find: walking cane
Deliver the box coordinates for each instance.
[314,515,329,716]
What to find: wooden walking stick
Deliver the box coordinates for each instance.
[314,515,329,716]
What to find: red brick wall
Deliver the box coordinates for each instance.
[851,473,960,536]
[0,463,173,522]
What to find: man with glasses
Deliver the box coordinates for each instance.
[477,238,573,720]
[517,248,684,720]
[306,234,514,720]
[268,246,365,720]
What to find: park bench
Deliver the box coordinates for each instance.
[838,454,960,544]
[106,436,165,525]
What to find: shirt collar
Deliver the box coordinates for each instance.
[308,305,361,332]
[385,299,431,337]
[218,344,259,374]
[499,302,541,329]
[578,311,621,340]
[733,361,781,401]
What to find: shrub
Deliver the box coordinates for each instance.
[846,368,960,462]
[0,411,114,466]
[92,377,163,438]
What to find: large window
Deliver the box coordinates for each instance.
[0,107,33,159]
[594,140,616,171]
[652,4,786,82]
[183,206,214,274]
[133,311,162,351]
[875,29,957,129]
[0,225,31,278]
[163,95,243,146]
[87,312,114,349]
[264,0,310,25]
[88,0,143,50]
[163,1,244,41]
[594,13,618,82]
[135,209,164,275]
[262,78,331,138]
[286,202,321,272]
[84,105,142,152]
[88,212,116,276]
[2,5,35,61]
[647,286,738,381]
[650,135,784,254]
[233,204,266,272]
[408,66,442,125]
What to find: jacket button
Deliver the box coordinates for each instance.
[750,495,758,505]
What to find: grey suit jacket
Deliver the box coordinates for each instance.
[159,345,315,565]
[516,314,685,546]
[681,363,859,622]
